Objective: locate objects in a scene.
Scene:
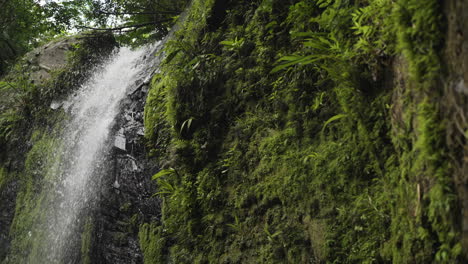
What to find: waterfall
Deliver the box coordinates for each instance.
[28,43,161,263]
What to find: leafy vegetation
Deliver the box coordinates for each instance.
[0,0,48,75]
[85,0,190,45]
[141,0,463,263]
[0,0,464,263]
[0,0,189,77]
[0,0,88,76]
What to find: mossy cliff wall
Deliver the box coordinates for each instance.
[141,0,468,263]
[1,1,467,263]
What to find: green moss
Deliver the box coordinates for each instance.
[0,32,117,262]
[137,0,459,262]
[0,166,9,191]
[385,0,460,262]
[139,222,167,264]
[81,217,94,264]
[5,128,64,263]
[394,0,442,88]
[144,74,172,157]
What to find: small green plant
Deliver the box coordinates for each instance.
[271,32,349,73]
[302,152,320,164]
[226,216,241,232]
[220,37,244,50]
[155,179,176,196]
[321,114,347,133]
[152,168,177,180]
[264,223,282,243]
[0,78,35,141]
[152,168,179,196]
[220,37,244,56]
[311,92,326,112]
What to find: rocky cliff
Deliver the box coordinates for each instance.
[1,0,468,263]
[0,33,117,263]
[89,50,163,264]
[139,0,468,263]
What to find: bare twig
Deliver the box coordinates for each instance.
[78,20,172,32]
[98,10,180,16]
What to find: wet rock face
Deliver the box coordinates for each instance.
[443,0,468,258]
[24,37,80,85]
[92,82,159,264]
[0,34,117,263]
[0,179,17,260]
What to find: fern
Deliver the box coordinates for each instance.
[152,168,177,180]
[317,0,333,8]
[155,179,176,196]
[321,114,347,133]
[271,32,350,73]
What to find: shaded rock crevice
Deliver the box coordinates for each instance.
[89,52,163,264]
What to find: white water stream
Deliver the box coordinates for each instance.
[29,44,159,263]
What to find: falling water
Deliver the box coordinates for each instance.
[29,43,161,263]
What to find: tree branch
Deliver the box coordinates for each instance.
[98,10,180,16]
[78,20,172,31]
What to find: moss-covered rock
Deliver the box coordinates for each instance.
[0,32,117,263]
[141,0,465,263]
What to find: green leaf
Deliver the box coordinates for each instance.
[321,114,347,132]
[152,168,176,180]
[220,40,235,46]
[312,92,326,111]
[180,118,194,134]
[271,55,319,73]
[291,32,323,38]
[164,49,181,64]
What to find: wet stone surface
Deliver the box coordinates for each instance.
[91,82,160,264]
[0,179,17,260]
